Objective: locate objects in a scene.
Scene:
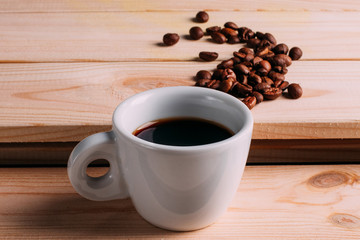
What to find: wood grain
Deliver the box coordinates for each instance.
[0,11,359,62]
[0,61,359,142]
[1,0,359,12]
[0,166,359,239]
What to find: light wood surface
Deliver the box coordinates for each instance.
[0,11,359,62]
[0,165,359,239]
[0,61,359,142]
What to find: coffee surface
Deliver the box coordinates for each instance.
[133,117,234,146]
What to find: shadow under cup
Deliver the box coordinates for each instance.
[112,86,253,231]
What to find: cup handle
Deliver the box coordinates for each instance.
[67,131,129,201]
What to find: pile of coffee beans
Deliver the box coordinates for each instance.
[162,11,303,109]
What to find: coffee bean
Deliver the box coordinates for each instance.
[195,11,209,23]
[248,72,262,86]
[289,47,303,60]
[199,51,218,61]
[258,60,271,72]
[189,26,204,40]
[234,63,250,75]
[210,80,221,89]
[252,91,264,104]
[196,70,212,80]
[227,35,240,44]
[237,74,248,84]
[268,71,285,82]
[263,87,282,100]
[233,51,246,59]
[231,83,253,98]
[163,33,179,46]
[195,79,212,87]
[273,43,289,55]
[221,28,238,38]
[278,80,289,90]
[238,27,255,42]
[255,31,265,40]
[242,96,257,109]
[244,52,255,62]
[206,26,221,35]
[212,69,224,80]
[232,56,242,64]
[221,68,237,80]
[254,82,271,93]
[264,33,277,45]
[211,32,227,44]
[272,54,292,67]
[218,78,236,93]
[261,76,274,86]
[217,59,234,69]
[288,83,303,99]
[247,38,261,48]
[239,47,254,54]
[224,22,239,30]
[252,56,263,66]
[255,46,269,57]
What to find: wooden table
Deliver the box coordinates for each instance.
[0,0,359,239]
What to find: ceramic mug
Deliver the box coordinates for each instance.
[67,86,253,231]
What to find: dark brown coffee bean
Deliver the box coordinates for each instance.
[244,53,255,62]
[252,91,264,104]
[221,28,238,37]
[231,83,253,98]
[263,87,282,100]
[217,59,234,69]
[199,51,218,61]
[163,33,180,46]
[272,54,292,67]
[263,50,275,59]
[224,22,239,30]
[252,56,263,66]
[210,80,221,89]
[255,46,269,57]
[238,27,255,42]
[289,47,303,60]
[278,80,289,90]
[282,67,288,75]
[273,43,289,55]
[264,33,277,45]
[254,82,271,93]
[232,57,241,64]
[196,70,211,80]
[233,51,246,59]
[248,72,262,86]
[228,35,240,44]
[234,63,250,75]
[211,32,226,44]
[237,74,248,84]
[239,47,253,54]
[242,96,257,110]
[221,68,236,80]
[212,69,224,80]
[195,79,212,87]
[189,26,204,40]
[288,83,303,99]
[261,76,274,85]
[258,60,271,72]
[195,11,209,23]
[272,66,288,75]
[218,78,235,93]
[255,31,265,40]
[268,71,285,82]
[206,26,221,35]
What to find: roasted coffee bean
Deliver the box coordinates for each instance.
[210,80,221,89]
[212,69,224,80]
[206,26,221,35]
[242,61,253,68]
[272,66,288,75]
[263,87,282,100]
[247,38,261,48]
[261,76,274,85]
[163,33,180,46]
[255,46,269,57]
[273,43,289,55]
[231,83,252,98]
[252,91,264,104]
[234,63,250,75]
[221,28,238,37]
[238,27,255,42]
[232,56,241,64]
[195,79,212,87]
[237,74,248,84]
[257,60,271,73]
[244,52,255,62]
[211,32,227,44]
[195,11,209,23]
[289,47,303,60]
[189,26,204,40]
[228,35,240,44]
[233,51,246,59]
[248,73,262,86]
[217,59,234,69]
[252,56,263,66]
[272,54,292,67]
[288,83,303,99]
[221,68,237,80]
[255,31,265,40]
[254,82,271,93]
[218,78,235,93]
[268,71,285,82]
[199,51,218,61]
[263,50,275,59]
[239,47,253,54]
[242,96,256,109]
[259,39,273,49]
[224,22,239,30]
[278,80,289,90]
[264,33,277,45]
[196,70,212,80]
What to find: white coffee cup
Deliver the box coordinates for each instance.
[68,86,253,231]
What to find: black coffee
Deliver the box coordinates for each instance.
[133,117,234,146]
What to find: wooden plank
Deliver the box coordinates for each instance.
[1,139,360,165]
[0,61,359,142]
[0,165,359,239]
[0,12,359,62]
[1,0,360,12]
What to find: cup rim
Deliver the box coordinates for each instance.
[113,86,253,152]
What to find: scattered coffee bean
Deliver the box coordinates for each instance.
[206,26,221,35]
[189,26,204,40]
[217,59,234,69]
[195,79,212,87]
[278,81,290,90]
[211,69,224,80]
[231,83,252,98]
[242,96,256,109]
[221,28,238,38]
[273,43,289,55]
[287,83,303,99]
[252,91,264,104]
[264,33,277,45]
[224,22,239,30]
[162,33,179,46]
[211,32,227,44]
[289,47,303,60]
[196,70,212,80]
[262,87,282,100]
[195,11,209,23]
[218,78,236,93]
[199,51,219,61]
[221,68,237,80]
[272,54,292,67]
[228,35,240,44]
[254,82,271,93]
